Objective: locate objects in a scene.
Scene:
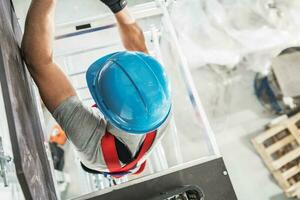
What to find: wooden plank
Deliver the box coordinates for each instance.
[265,135,295,154]
[288,124,300,144]
[282,165,300,179]
[289,113,300,124]
[254,125,287,144]
[284,190,295,198]
[279,113,300,126]
[286,181,300,193]
[273,170,290,189]
[295,188,300,199]
[252,113,300,199]
[252,140,276,171]
[273,148,300,170]
[286,180,300,198]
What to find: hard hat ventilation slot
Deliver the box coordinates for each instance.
[76,23,91,30]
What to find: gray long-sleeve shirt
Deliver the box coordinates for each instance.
[53,96,164,172]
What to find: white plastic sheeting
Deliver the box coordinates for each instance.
[171,0,300,74]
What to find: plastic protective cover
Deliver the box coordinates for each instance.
[171,0,300,74]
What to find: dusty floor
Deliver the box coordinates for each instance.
[191,65,290,200]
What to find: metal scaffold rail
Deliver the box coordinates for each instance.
[157,0,220,156]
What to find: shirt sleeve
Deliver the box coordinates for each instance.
[52,96,107,160]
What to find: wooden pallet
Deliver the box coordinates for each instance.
[252,113,300,198]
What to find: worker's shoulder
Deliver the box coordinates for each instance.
[53,95,107,128]
[52,95,81,117]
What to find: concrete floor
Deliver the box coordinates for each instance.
[191,65,290,200]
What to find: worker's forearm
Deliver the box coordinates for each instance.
[21,0,56,70]
[21,0,76,113]
[114,7,148,53]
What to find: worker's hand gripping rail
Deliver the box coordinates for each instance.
[55,1,163,40]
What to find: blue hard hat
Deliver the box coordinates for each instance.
[86,51,171,134]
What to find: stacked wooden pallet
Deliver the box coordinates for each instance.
[252,113,300,198]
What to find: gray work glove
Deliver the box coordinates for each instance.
[100,0,128,13]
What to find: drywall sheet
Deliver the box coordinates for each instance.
[272,52,300,98]
[0,0,57,199]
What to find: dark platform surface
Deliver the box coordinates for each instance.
[0,1,57,199]
[80,157,237,200]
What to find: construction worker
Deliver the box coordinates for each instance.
[21,0,171,177]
